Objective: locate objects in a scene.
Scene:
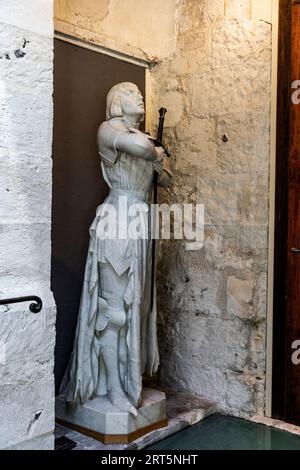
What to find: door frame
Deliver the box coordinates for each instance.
[267,0,292,419]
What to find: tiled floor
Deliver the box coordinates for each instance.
[148,414,300,450]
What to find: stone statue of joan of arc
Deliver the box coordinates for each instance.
[61,82,172,415]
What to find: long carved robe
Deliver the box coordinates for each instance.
[61,119,159,407]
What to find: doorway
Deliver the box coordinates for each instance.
[273,0,300,425]
[52,38,146,392]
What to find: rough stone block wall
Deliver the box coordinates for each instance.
[54,0,179,62]
[151,0,272,417]
[0,1,55,449]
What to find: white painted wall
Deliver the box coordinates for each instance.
[0,0,55,450]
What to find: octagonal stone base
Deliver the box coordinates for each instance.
[55,388,167,444]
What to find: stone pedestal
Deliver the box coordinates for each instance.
[56,388,167,444]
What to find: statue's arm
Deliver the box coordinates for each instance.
[115,131,157,161]
[98,123,157,166]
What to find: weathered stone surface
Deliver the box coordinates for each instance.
[5,432,54,450]
[55,0,179,61]
[204,227,254,271]
[0,380,54,449]
[0,0,55,450]
[0,84,53,157]
[0,0,53,37]
[251,0,272,23]
[253,272,268,319]
[0,23,53,94]
[160,90,185,128]
[0,223,51,282]
[225,371,255,415]
[211,19,271,69]
[190,317,250,370]
[151,0,271,418]
[225,0,251,19]
[177,117,217,170]
[249,321,266,372]
[195,172,268,226]
[227,276,254,319]
[0,306,55,384]
[216,112,270,175]
[0,151,52,222]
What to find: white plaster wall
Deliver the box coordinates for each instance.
[0,0,55,450]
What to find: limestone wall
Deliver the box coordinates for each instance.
[0,1,55,449]
[150,0,272,417]
[54,0,179,62]
[0,0,273,451]
[54,0,273,418]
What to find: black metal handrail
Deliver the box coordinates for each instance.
[0,296,43,313]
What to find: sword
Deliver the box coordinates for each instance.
[150,107,167,312]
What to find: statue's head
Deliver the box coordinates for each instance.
[106,82,145,123]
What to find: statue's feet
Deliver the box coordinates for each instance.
[110,388,137,417]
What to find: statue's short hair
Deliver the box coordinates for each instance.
[106,82,138,120]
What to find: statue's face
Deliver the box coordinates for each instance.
[121,85,145,121]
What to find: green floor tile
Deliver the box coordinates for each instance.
[148,415,300,450]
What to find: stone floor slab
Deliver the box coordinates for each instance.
[55,387,217,450]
